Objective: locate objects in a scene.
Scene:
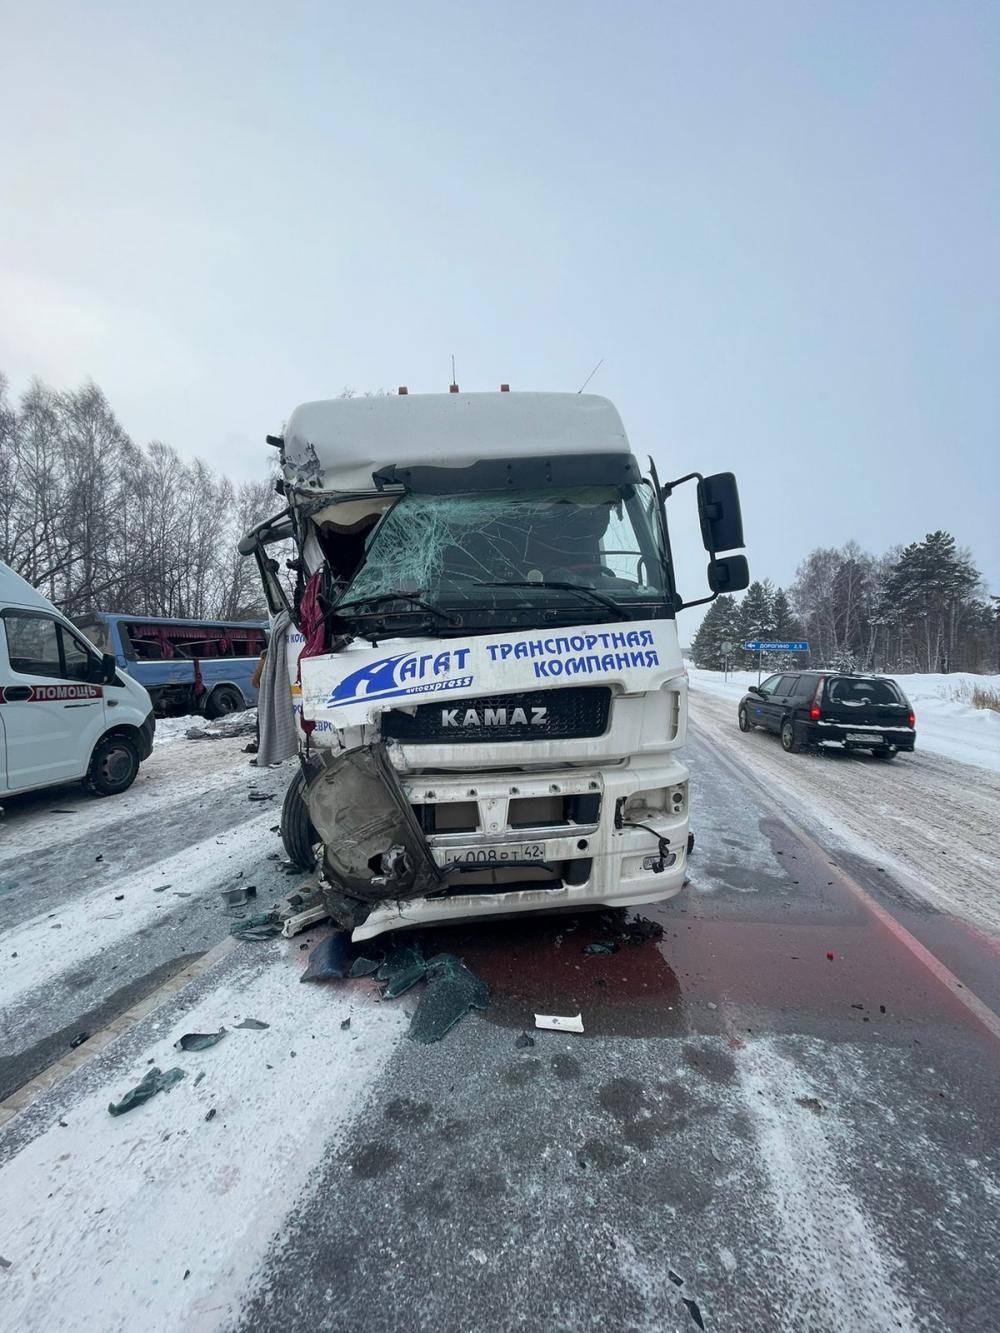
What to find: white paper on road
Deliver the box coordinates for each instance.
[535,1012,585,1033]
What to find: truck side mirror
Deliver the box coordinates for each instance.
[101,652,118,685]
[707,554,750,594]
[698,472,745,553]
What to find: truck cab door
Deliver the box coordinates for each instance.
[0,608,107,793]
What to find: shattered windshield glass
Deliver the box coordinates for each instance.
[341,485,667,611]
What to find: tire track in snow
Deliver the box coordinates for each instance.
[734,1036,921,1331]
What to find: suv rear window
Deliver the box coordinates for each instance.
[824,677,903,706]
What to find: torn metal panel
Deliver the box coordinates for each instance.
[305,742,443,905]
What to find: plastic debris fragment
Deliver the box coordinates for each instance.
[535,1013,584,1033]
[377,945,429,999]
[583,940,618,956]
[408,955,489,1044]
[175,1028,227,1052]
[515,1032,536,1049]
[348,956,380,978]
[301,934,352,982]
[230,911,283,940]
[221,886,257,908]
[234,1018,269,1030]
[108,1066,185,1116]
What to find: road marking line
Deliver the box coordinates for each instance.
[699,727,1000,1045]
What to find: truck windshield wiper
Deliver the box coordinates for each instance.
[474,580,623,615]
[333,590,462,627]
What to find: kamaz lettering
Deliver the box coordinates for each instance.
[442,705,548,728]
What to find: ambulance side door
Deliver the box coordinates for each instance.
[0,608,102,793]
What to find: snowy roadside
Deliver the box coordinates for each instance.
[686,666,1000,774]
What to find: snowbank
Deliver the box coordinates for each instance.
[686,665,1000,774]
[153,709,257,746]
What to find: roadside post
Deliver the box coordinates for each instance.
[743,640,809,685]
[721,640,733,682]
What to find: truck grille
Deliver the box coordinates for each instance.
[380,686,612,744]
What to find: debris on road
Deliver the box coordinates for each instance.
[230,911,283,941]
[378,945,428,998]
[247,790,276,803]
[282,904,328,937]
[795,1096,825,1114]
[175,1028,227,1052]
[535,1013,585,1034]
[300,934,352,982]
[515,1032,536,1049]
[408,955,489,1044]
[184,719,258,741]
[583,940,618,956]
[340,1017,351,1030]
[293,933,488,1043]
[221,886,257,909]
[682,1297,705,1330]
[69,1031,89,1049]
[108,1066,185,1116]
[234,1018,269,1030]
[205,1108,217,1121]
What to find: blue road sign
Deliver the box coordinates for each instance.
[743,640,809,652]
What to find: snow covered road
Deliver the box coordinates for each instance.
[1,710,998,1331]
[0,732,309,1100]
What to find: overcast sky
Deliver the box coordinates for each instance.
[2,0,997,612]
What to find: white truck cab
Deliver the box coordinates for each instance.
[0,562,155,800]
[244,391,748,940]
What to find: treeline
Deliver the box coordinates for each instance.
[692,534,999,674]
[0,374,276,621]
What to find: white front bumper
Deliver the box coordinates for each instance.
[351,756,688,942]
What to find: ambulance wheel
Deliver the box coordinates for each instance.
[281,772,317,869]
[205,685,244,719]
[86,734,140,797]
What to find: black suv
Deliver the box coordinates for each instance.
[738,671,916,759]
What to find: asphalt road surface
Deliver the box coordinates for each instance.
[0,709,997,1332]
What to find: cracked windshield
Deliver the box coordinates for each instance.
[341,484,667,609]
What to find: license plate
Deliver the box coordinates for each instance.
[453,843,546,865]
[846,732,879,743]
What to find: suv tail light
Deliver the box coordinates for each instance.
[908,710,915,727]
[809,678,823,721]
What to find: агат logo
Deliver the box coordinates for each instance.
[328,645,474,707]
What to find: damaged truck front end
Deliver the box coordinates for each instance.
[245,391,748,941]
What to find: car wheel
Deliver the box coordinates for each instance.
[780,720,802,754]
[872,746,898,761]
[85,734,140,797]
[281,771,317,869]
[205,685,244,719]
[738,706,752,732]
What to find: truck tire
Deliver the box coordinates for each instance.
[281,771,317,869]
[205,685,244,719]
[85,733,140,797]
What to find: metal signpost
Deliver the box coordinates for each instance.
[721,640,733,682]
[743,640,809,685]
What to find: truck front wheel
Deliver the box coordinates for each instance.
[281,771,317,869]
